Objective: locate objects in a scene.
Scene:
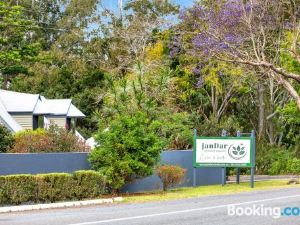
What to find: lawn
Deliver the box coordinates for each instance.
[123,180,299,203]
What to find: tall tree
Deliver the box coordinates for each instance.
[87,0,178,77]
[0,2,40,88]
[179,0,300,110]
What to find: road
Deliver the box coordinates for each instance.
[1,187,300,225]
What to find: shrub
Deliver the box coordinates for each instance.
[36,173,73,202]
[89,112,165,193]
[3,175,36,205]
[72,170,106,199]
[0,125,14,153]
[256,142,294,175]
[156,165,186,191]
[153,112,193,150]
[0,171,106,205]
[197,116,242,137]
[47,125,90,152]
[0,176,8,204]
[9,125,90,153]
[287,158,300,175]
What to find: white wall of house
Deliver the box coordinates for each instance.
[10,113,33,130]
[45,116,67,129]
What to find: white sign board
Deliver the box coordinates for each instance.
[194,137,253,167]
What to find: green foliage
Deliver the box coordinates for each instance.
[0,171,106,205]
[36,173,73,202]
[286,158,300,175]
[256,142,296,175]
[11,66,106,137]
[0,125,14,153]
[0,2,40,81]
[73,170,106,200]
[9,125,90,153]
[278,102,300,148]
[89,111,166,192]
[156,165,186,191]
[1,174,36,205]
[197,116,242,136]
[152,112,193,150]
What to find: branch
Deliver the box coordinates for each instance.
[217,57,300,83]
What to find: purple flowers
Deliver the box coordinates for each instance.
[169,34,182,59]
[170,0,250,58]
[196,76,204,88]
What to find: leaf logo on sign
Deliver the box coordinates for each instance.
[228,144,247,160]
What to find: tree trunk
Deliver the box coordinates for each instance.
[258,81,265,140]
[280,78,300,110]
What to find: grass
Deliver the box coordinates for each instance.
[123,180,299,203]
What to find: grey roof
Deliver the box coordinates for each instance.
[0,90,85,132]
[67,104,85,118]
[0,90,39,112]
[0,100,22,132]
[34,99,72,115]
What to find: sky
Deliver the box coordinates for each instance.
[101,0,195,12]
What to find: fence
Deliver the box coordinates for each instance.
[0,150,222,192]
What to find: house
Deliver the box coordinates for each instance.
[0,89,85,133]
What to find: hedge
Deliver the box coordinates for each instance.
[0,170,106,205]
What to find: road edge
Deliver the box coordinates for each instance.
[0,197,123,213]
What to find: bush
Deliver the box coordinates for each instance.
[0,125,14,153]
[0,171,106,205]
[156,165,186,191]
[2,175,36,205]
[9,125,90,153]
[72,170,106,200]
[36,173,73,202]
[89,111,166,193]
[153,112,193,150]
[287,158,300,175]
[256,142,294,175]
[198,116,242,136]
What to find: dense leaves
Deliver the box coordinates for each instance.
[0,171,105,205]
[1,0,300,183]
[9,125,90,153]
[0,125,14,153]
[156,165,186,191]
[89,112,165,192]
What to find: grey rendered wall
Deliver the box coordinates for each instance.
[0,153,90,175]
[0,151,222,192]
[121,150,222,193]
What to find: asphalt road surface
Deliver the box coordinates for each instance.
[1,187,300,225]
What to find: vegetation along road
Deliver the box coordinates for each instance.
[1,186,300,225]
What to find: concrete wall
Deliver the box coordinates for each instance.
[121,150,222,193]
[0,150,222,192]
[0,153,90,175]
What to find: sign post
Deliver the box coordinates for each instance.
[236,130,241,184]
[221,129,227,186]
[193,130,255,188]
[250,130,255,188]
[193,129,197,187]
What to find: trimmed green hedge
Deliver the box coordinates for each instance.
[0,170,106,205]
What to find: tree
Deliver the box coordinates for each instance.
[8,0,103,137]
[87,0,178,77]
[0,2,40,87]
[88,112,165,193]
[7,0,64,49]
[178,0,300,110]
